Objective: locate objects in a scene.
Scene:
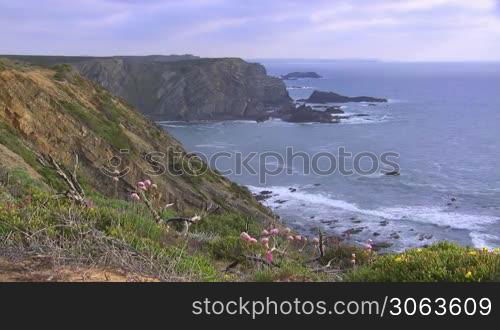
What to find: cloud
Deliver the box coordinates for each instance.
[0,0,499,60]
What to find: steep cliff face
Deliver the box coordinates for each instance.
[75,57,291,120]
[0,59,272,219]
[3,55,292,121]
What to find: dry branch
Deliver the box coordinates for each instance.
[36,153,86,205]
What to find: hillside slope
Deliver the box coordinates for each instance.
[0,58,271,219]
[2,55,292,121]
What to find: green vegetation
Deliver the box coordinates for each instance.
[1,166,499,282]
[0,123,66,190]
[52,64,73,81]
[61,101,131,150]
[346,242,500,282]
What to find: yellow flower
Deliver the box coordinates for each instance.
[465,271,473,279]
[416,248,422,253]
[468,251,477,256]
[482,248,489,253]
[395,256,403,262]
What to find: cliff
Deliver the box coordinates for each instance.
[0,58,272,219]
[2,55,292,121]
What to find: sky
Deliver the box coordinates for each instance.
[1,0,499,61]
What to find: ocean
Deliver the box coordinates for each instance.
[159,60,500,252]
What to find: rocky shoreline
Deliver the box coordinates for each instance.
[251,188,456,253]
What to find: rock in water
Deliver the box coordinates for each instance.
[384,170,400,176]
[281,72,322,80]
[279,105,340,123]
[300,90,387,104]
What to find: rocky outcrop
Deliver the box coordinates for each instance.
[281,72,322,80]
[3,55,292,121]
[278,105,340,123]
[0,58,272,220]
[300,90,387,104]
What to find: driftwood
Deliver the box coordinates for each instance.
[36,153,86,205]
[224,260,240,272]
[244,255,280,268]
[139,197,219,235]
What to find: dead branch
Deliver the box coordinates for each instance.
[244,255,280,268]
[36,153,85,205]
[224,260,240,272]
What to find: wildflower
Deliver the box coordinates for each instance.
[395,256,403,262]
[261,237,270,245]
[131,193,140,201]
[144,179,152,188]
[312,237,320,244]
[151,184,158,189]
[287,235,294,241]
[112,177,119,182]
[283,227,292,234]
[113,169,120,175]
[302,237,308,243]
[270,228,280,236]
[465,271,473,279]
[249,238,258,244]
[240,232,251,242]
[265,250,273,263]
[468,251,477,256]
[482,248,489,253]
[295,235,302,241]
[137,181,147,190]
[261,229,270,236]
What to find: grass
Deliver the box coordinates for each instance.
[0,123,66,190]
[52,64,73,81]
[61,101,131,150]
[1,167,499,282]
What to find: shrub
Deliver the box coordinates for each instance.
[345,242,500,282]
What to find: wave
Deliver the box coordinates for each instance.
[470,232,500,249]
[287,86,314,90]
[248,185,499,231]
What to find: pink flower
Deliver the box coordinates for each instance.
[283,227,291,234]
[261,237,270,245]
[261,229,270,236]
[131,193,140,201]
[270,228,280,236]
[144,179,152,188]
[287,235,295,241]
[265,250,273,263]
[240,232,251,241]
[295,235,302,241]
[363,243,372,250]
[249,238,258,244]
[137,181,146,190]
[312,237,320,244]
